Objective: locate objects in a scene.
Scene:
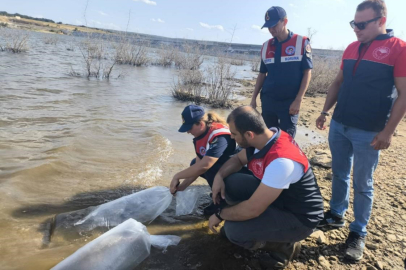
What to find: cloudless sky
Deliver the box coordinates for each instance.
[1,0,405,49]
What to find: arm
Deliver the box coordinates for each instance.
[209,183,283,232]
[175,155,218,179]
[250,72,266,109]
[170,155,218,194]
[316,69,344,130]
[289,69,312,115]
[211,149,248,204]
[371,77,406,150]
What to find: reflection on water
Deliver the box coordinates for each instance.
[0,31,323,270]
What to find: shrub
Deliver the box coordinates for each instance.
[72,36,117,79]
[173,43,204,70]
[43,35,59,45]
[172,69,205,102]
[171,57,236,108]
[0,28,29,53]
[204,58,236,108]
[228,58,245,66]
[114,37,150,66]
[307,54,342,96]
[250,57,261,72]
[153,44,176,67]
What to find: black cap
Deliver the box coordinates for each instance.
[178,105,205,132]
[262,6,286,29]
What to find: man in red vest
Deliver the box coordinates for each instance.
[209,106,323,269]
[316,0,406,261]
[250,6,313,138]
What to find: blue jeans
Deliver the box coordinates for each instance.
[328,119,380,236]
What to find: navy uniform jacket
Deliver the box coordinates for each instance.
[333,29,406,132]
[260,30,313,112]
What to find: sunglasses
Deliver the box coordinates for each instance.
[350,17,381,30]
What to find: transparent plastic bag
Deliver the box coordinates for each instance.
[150,235,182,252]
[52,219,151,270]
[75,186,173,230]
[175,188,199,216]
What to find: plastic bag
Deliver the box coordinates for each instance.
[150,235,182,252]
[52,219,151,270]
[75,186,173,230]
[175,188,200,216]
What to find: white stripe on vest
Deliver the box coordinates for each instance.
[261,35,304,64]
[205,128,230,151]
[261,40,275,64]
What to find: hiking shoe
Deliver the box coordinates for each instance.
[259,252,289,269]
[317,210,345,228]
[259,242,301,269]
[345,232,365,261]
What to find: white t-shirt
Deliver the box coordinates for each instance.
[254,128,305,189]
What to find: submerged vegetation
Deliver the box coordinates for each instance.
[0,25,342,106]
[0,28,29,53]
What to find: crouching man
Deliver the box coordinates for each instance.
[209,106,324,269]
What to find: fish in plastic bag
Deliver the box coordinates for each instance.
[150,235,182,253]
[52,219,151,270]
[75,186,173,230]
[175,188,200,216]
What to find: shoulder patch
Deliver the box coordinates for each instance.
[305,44,312,53]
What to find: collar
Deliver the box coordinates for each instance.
[374,29,394,40]
[247,128,281,161]
[273,30,293,45]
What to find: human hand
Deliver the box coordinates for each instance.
[169,175,180,195]
[208,214,222,233]
[212,174,225,205]
[176,178,194,192]
[371,130,392,150]
[289,99,301,115]
[250,99,257,109]
[316,114,327,130]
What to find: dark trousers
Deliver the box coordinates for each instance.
[262,110,299,138]
[222,172,313,249]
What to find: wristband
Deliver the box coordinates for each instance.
[215,208,223,221]
[321,111,330,116]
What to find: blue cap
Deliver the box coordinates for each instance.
[262,6,286,29]
[178,105,205,132]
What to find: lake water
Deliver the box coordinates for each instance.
[0,31,324,269]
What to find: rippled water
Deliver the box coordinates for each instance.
[0,31,322,269]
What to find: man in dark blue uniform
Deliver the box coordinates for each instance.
[250,6,313,138]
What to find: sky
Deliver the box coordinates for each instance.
[1,0,405,49]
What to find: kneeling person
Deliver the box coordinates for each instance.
[209,106,324,268]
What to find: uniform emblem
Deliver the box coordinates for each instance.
[199,146,206,156]
[305,44,312,53]
[373,46,390,60]
[266,12,270,21]
[251,159,263,177]
[285,46,295,56]
[267,50,275,57]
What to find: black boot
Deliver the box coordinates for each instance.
[259,242,301,269]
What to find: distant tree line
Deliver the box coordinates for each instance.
[0,11,55,23]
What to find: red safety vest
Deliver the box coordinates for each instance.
[194,123,231,157]
[261,34,307,65]
[248,130,309,180]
